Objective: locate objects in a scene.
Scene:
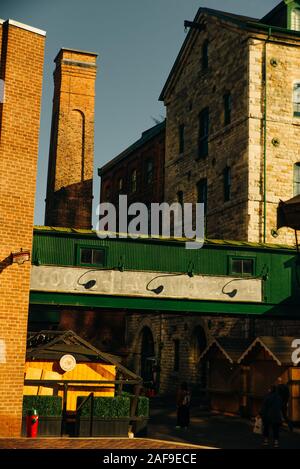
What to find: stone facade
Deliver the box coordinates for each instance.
[161,9,300,245]
[125,312,300,395]
[45,49,97,229]
[0,20,45,436]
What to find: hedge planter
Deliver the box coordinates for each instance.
[78,417,130,437]
[22,396,62,437]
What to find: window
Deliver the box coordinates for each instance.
[197,178,207,215]
[177,190,184,207]
[146,159,154,184]
[224,166,231,202]
[202,40,209,70]
[293,82,300,116]
[79,247,106,266]
[130,169,137,193]
[173,339,180,372]
[291,8,300,31]
[224,92,232,125]
[178,123,185,154]
[198,108,209,158]
[229,257,255,276]
[118,177,124,193]
[294,163,300,196]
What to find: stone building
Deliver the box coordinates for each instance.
[0,19,45,436]
[160,0,300,245]
[45,48,97,229]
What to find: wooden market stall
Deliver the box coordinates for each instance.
[24,330,138,411]
[238,336,300,422]
[199,338,252,415]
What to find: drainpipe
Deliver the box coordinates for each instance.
[263,27,272,243]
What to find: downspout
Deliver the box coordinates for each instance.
[263,27,272,243]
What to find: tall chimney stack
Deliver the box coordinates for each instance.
[45,48,97,229]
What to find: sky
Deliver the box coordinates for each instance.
[1,0,279,227]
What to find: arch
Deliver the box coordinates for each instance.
[140,326,155,381]
[71,109,85,182]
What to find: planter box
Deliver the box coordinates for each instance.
[22,416,62,437]
[78,417,130,437]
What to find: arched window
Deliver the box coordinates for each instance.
[293,82,300,116]
[146,159,154,184]
[202,40,209,70]
[294,163,300,196]
[118,177,123,193]
[130,169,137,193]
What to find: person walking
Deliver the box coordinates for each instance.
[277,378,293,431]
[260,386,283,448]
[176,382,191,430]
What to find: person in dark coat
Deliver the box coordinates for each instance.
[260,386,283,448]
[176,382,191,429]
[277,378,293,431]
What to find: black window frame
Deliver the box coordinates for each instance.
[198,107,209,158]
[76,245,107,267]
[224,92,232,125]
[228,256,256,277]
[197,178,207,215]
[130,169,137,193]
[202,40,209,70]
[145,159,154,185]
[223,166,231,202]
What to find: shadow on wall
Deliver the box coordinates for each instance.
[45,179,93,229]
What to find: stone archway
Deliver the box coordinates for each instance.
[140,326,155,382]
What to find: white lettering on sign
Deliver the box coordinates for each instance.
[30,266,263,303]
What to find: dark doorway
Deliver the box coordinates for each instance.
[140,327,155,382]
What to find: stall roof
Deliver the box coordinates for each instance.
[199,338,253,364]
[27,330,141,380]
[238,336,298,366]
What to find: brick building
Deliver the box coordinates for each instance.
[0,19,45,436]
[98,121,165,231]
[45,48,97,229]
[160,0,300,245]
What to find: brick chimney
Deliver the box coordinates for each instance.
[45,48,98,229]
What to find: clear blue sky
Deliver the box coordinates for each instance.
[1,0,279,227]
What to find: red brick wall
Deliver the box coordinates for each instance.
[100,126,165,210]
[45,49,97,229]
[0,20,45,436]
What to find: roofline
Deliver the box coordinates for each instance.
[98,120,166,176]
[33,226,298,253]
[54,47,98,63]
[199,339,235,364]
[159,5,300,101]
[5,19,46,36]
[237,337,282,365]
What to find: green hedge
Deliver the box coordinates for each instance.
[22,396,62,417]
[77,395,149,418]
[77,396,130,418]
[137,397,149,418]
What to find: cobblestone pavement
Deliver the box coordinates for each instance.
[0,437,207,450]
[147,398,300,449]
